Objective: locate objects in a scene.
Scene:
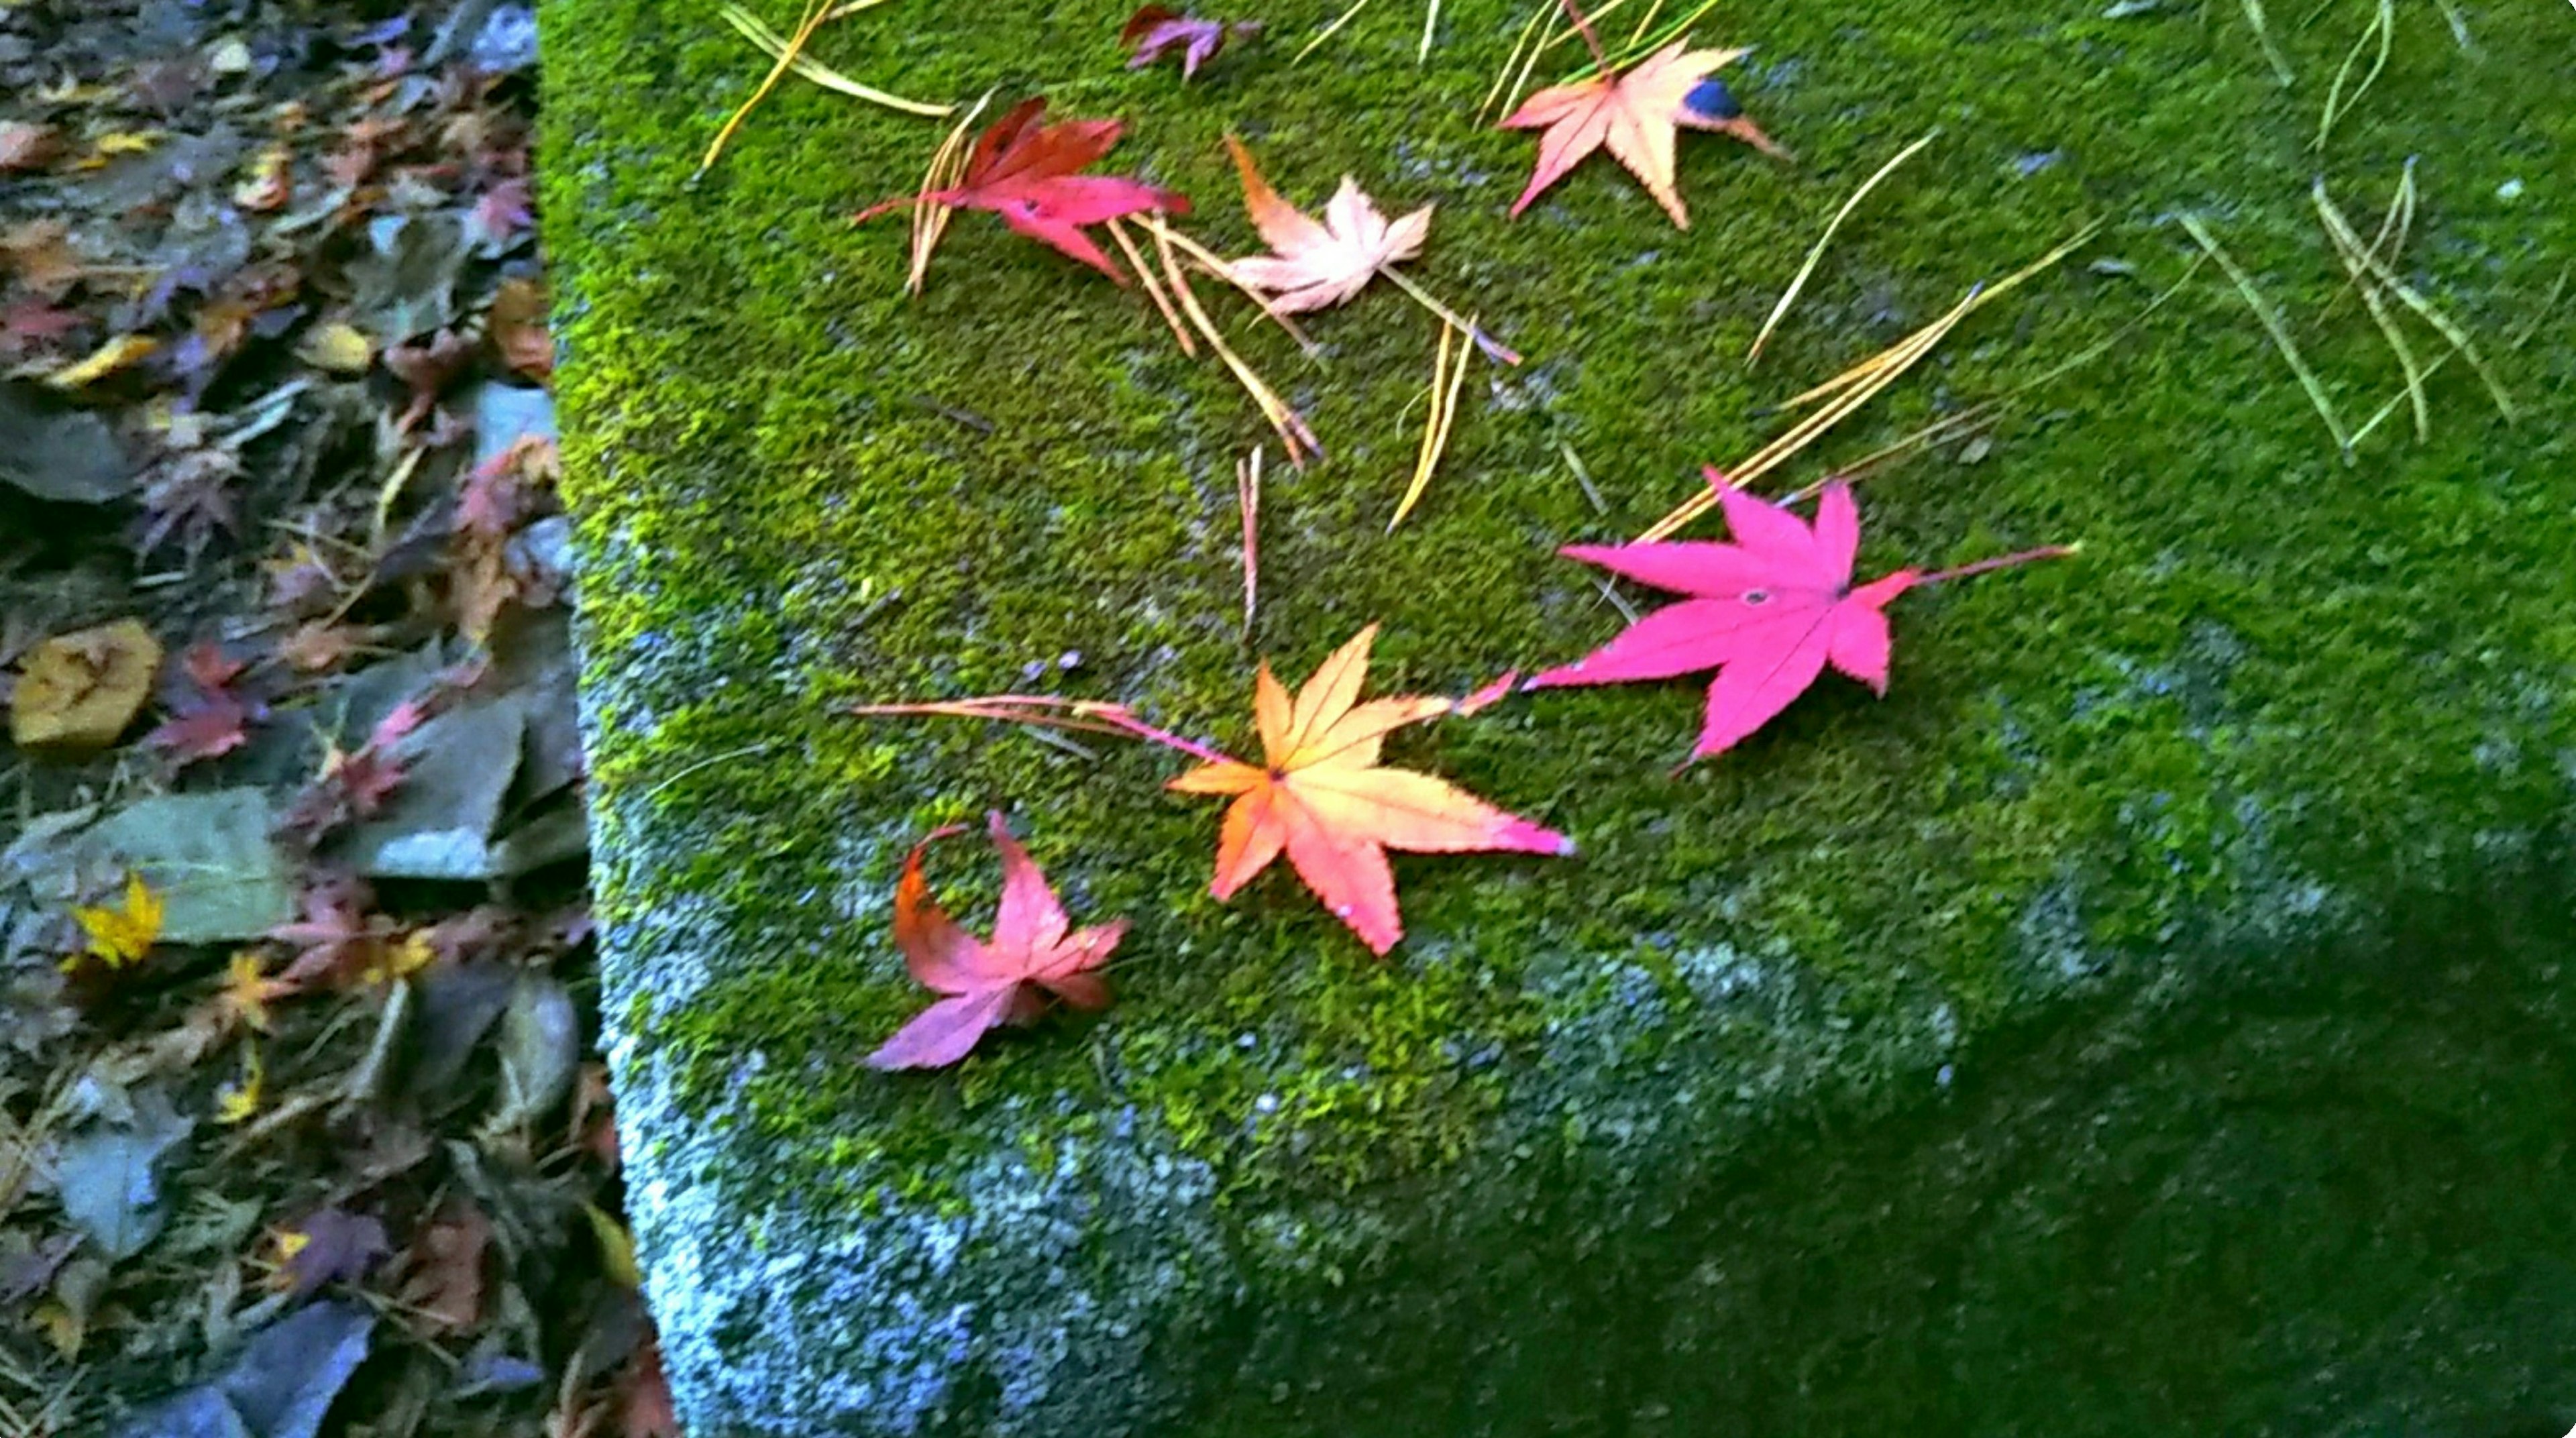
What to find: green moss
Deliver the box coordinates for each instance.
[546,0,2574,1273]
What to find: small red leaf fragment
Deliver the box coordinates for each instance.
[867,814,1126,1070]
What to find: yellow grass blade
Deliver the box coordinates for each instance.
[2179,212,2352,457]
[1747,128,1938,366]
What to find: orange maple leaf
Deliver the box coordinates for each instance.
[1501,40,1785,228]
[1169,624,1572,955]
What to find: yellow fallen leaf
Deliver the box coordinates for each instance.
[583,1201,641,1289]
[69,872,165,971]
[215,1043,264,1124]
[361,930,435,985]
[11,618,161,753]
[221,950,295,1032]
[297,321,374,375]
[44,333,157,390]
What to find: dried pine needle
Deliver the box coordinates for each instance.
[715,2,949,119]
[1238,448,1263,635]
[1391,317,1477,531]
[1296,0,1379,62]
[2241,0,2297,87]
[1151,225,1318,352]
[2310,178,2518,421]
[1640,223,2100,542]
[701,0,826,177]
[904,93,987,296]
[1147,217,1322,465]
[1779,220,2100,409]
[1108,217,1195,354]
[2314,0,2394,150]
[1788,253,2210,500]
[2179,212,2352,456]
[1640,296,1970,541]
[2312,184,2428,441]
[1748,128,1938,366]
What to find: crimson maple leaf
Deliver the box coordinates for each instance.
[867,814,1126,1070]
[146,643,259,768]
[852,97,1189,284]
[1532,475,2065,763]
[1171,624,1572,956]
[1121,6,1259,78]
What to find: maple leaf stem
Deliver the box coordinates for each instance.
[1379,269,1521,365]
[851,696,1238,767]
[1554,0,1609,70]
[1917,544,2079,586]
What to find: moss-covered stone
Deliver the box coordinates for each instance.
[539,0,2576,1429]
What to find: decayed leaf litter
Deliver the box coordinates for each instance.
[0,1,663,1433]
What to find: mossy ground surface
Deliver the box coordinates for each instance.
[540,0,2576,1430]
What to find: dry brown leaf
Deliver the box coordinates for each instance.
[486,276,553,382]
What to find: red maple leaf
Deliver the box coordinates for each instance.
[145,641,258,767]
[1529,475,2067,763]
[852,97,1189,284]
[269,874,386,987]
[867,813,1126,1071]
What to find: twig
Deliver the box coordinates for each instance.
[2312,180,2427,440]
[2178,212,2351,457]
[2308,177,2518,421]
[1419,0,1442,60]
[1748,128,1939,366]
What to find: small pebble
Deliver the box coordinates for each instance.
[2497,178,2524,201]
